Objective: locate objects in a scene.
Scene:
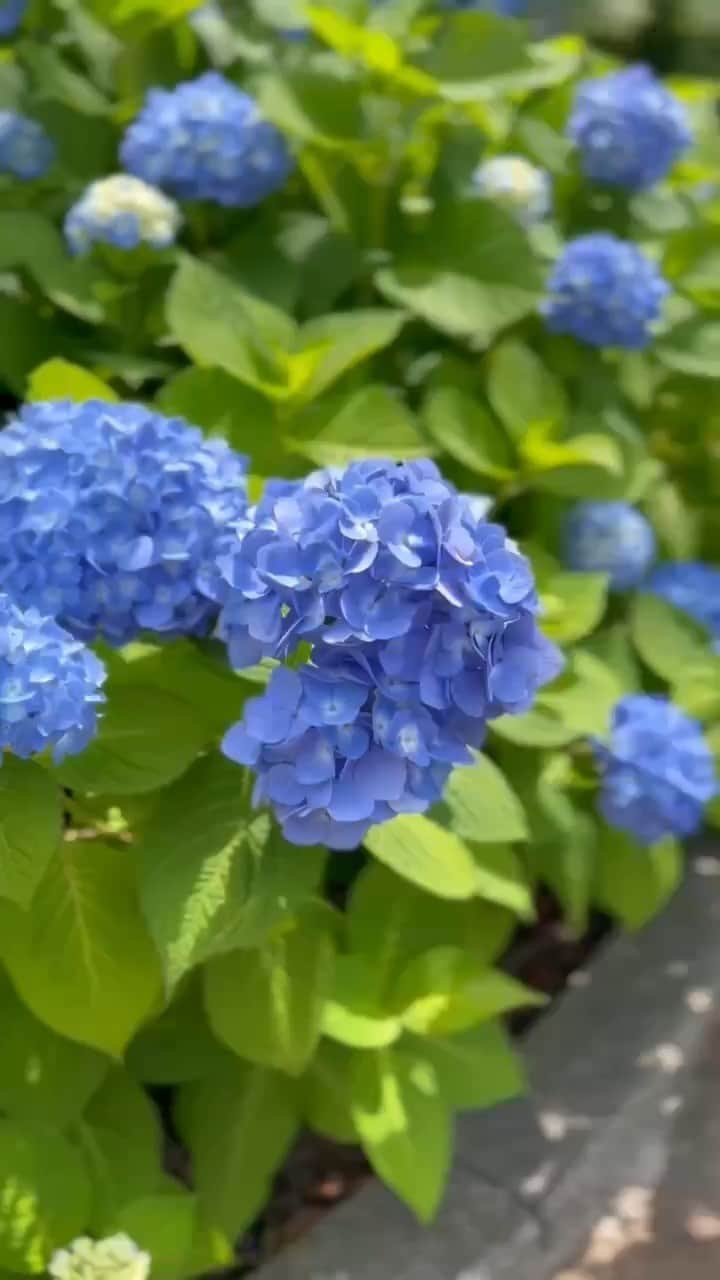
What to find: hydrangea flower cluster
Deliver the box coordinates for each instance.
[49,1234,151,1280]
[648,562,720,651]
[562,501,656,591]
[0,400,247,646]
[470,154,552,225]
[64,175,182,256]
[542,233,670,350]
[0,595,105,763]
[0,0,26,37]
[0,110,54,180]
[593,695,717,846]
[218,459,563,849]
[120,72,294,208]
[568,65,692,191]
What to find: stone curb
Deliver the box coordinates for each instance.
[258,851,720,1280]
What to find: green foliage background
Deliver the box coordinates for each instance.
[0,1,717,1276]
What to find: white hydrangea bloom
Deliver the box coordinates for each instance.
[470,154,552,225]
[49,1234,151,1280]
[64,174,182,256]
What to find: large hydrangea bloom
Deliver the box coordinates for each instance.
[218,459,563,849]
[568,65,692,191]
[593,695,717,846]
[542,233,670,350]
[0,400,247,646]
[470,154,551,225]
[0,0,26,37]
[0,595,105,763]
[64,175,182,256]
[120,72,293,208]
[647,562,720,651]
[562,501,656,591]
[0,111,54,180]
[49,1234,150,1280]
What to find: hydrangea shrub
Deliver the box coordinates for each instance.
[0,1,716,1277]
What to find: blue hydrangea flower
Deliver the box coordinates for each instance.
[593,695,717,846]
[0,111,54,180]
[120,72,293,208]
[218,459,563,849]
[0,400,247,646]
[568,65,692,191]
[647,562,720,652]
[0,595,105,763]
[64,175,182,256]
[542,233,670,350]
[470,154,551,225]
[562,501,656,591]
[0,0,27,37]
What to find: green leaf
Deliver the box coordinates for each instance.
[422,385,514,479]
[391,947,545,1036]
[102,639,253,738]
[376,202,543,343]
[27,358,117,403]
[127,974,230,1085]
[20,43,110,115]
[487,340,567,441]
[658,318,720,378]
[0,298,72,396]
[493,650,624,746]
[0,1121,90,1273]
[290,384,425,467]
[321,955,402,1049]
[55,684,209,796]
[521,426,625,497]
[672,658,720,722]
[156,369,282,474]
[166,255,295,397]
[112,1192,196,1280]
[0,757,62,909]
[290,310,407,403]
[412,1021,526,1112]
[204,906,336,1076]
[418,11,533,101]
[0,970,108,1131]
[138,754,324,992]
[0,211,103,322]
[302,1041,356,1144]
[630,592,713,682]
[0,841,162,1057]
[77,1067,164,1230]
[255,68,364,150]
[530,808,597,935]
[176,1060,299,1239]
[350,1048,451,1222]
[364,814,480,900]
[437,753,529,845]
[467,843,535,919]
[539,571,609,646]
[593,828,683,930]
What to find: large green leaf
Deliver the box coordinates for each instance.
[76,1068,165,1231]
[204,906,336,1075]
[302,1040,357,1143]
[0,841,162,1056]
[376,202,543,343]
[55,684,209,795]
[351,1048,451,1222]
[112,1191,197,1280]
[492,650,623,746]
[407,1021,525,1112]
[0,971,108,1131]
[290,384,425,466]
[0,211,103,322]
[0,758,62,909]
[138,754,325,992]
[289,310,407,403]
[658,318,720,378]
[0,1121,90,1274]
[126,974,230,1085]
[437,753,529,845]
[102,640,253,738]
[487,340,567,441]
[630,592,712,682]
[27,358,117,403]
[321,954,402,1050]
[539,571,609,646]
[593,828,683,930]
[176,1061,299,1239]
[364,814,480,900]
[417,11,534,101]
[422,385,514,479]
[390,947,545,1036]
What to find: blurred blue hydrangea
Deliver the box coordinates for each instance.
[120,72,293,208]
[0,0,27,37]
[593,695,717,846]
[0,111,54,180]
[648,562,720,652]
[562,501,656,591]
[0,595,105,763]
[542,233,670,349]
[64,175,182,256]
[0,400,248,646]
[470,154,551,225]
[218,459,563,849]
[568,65,692,191]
